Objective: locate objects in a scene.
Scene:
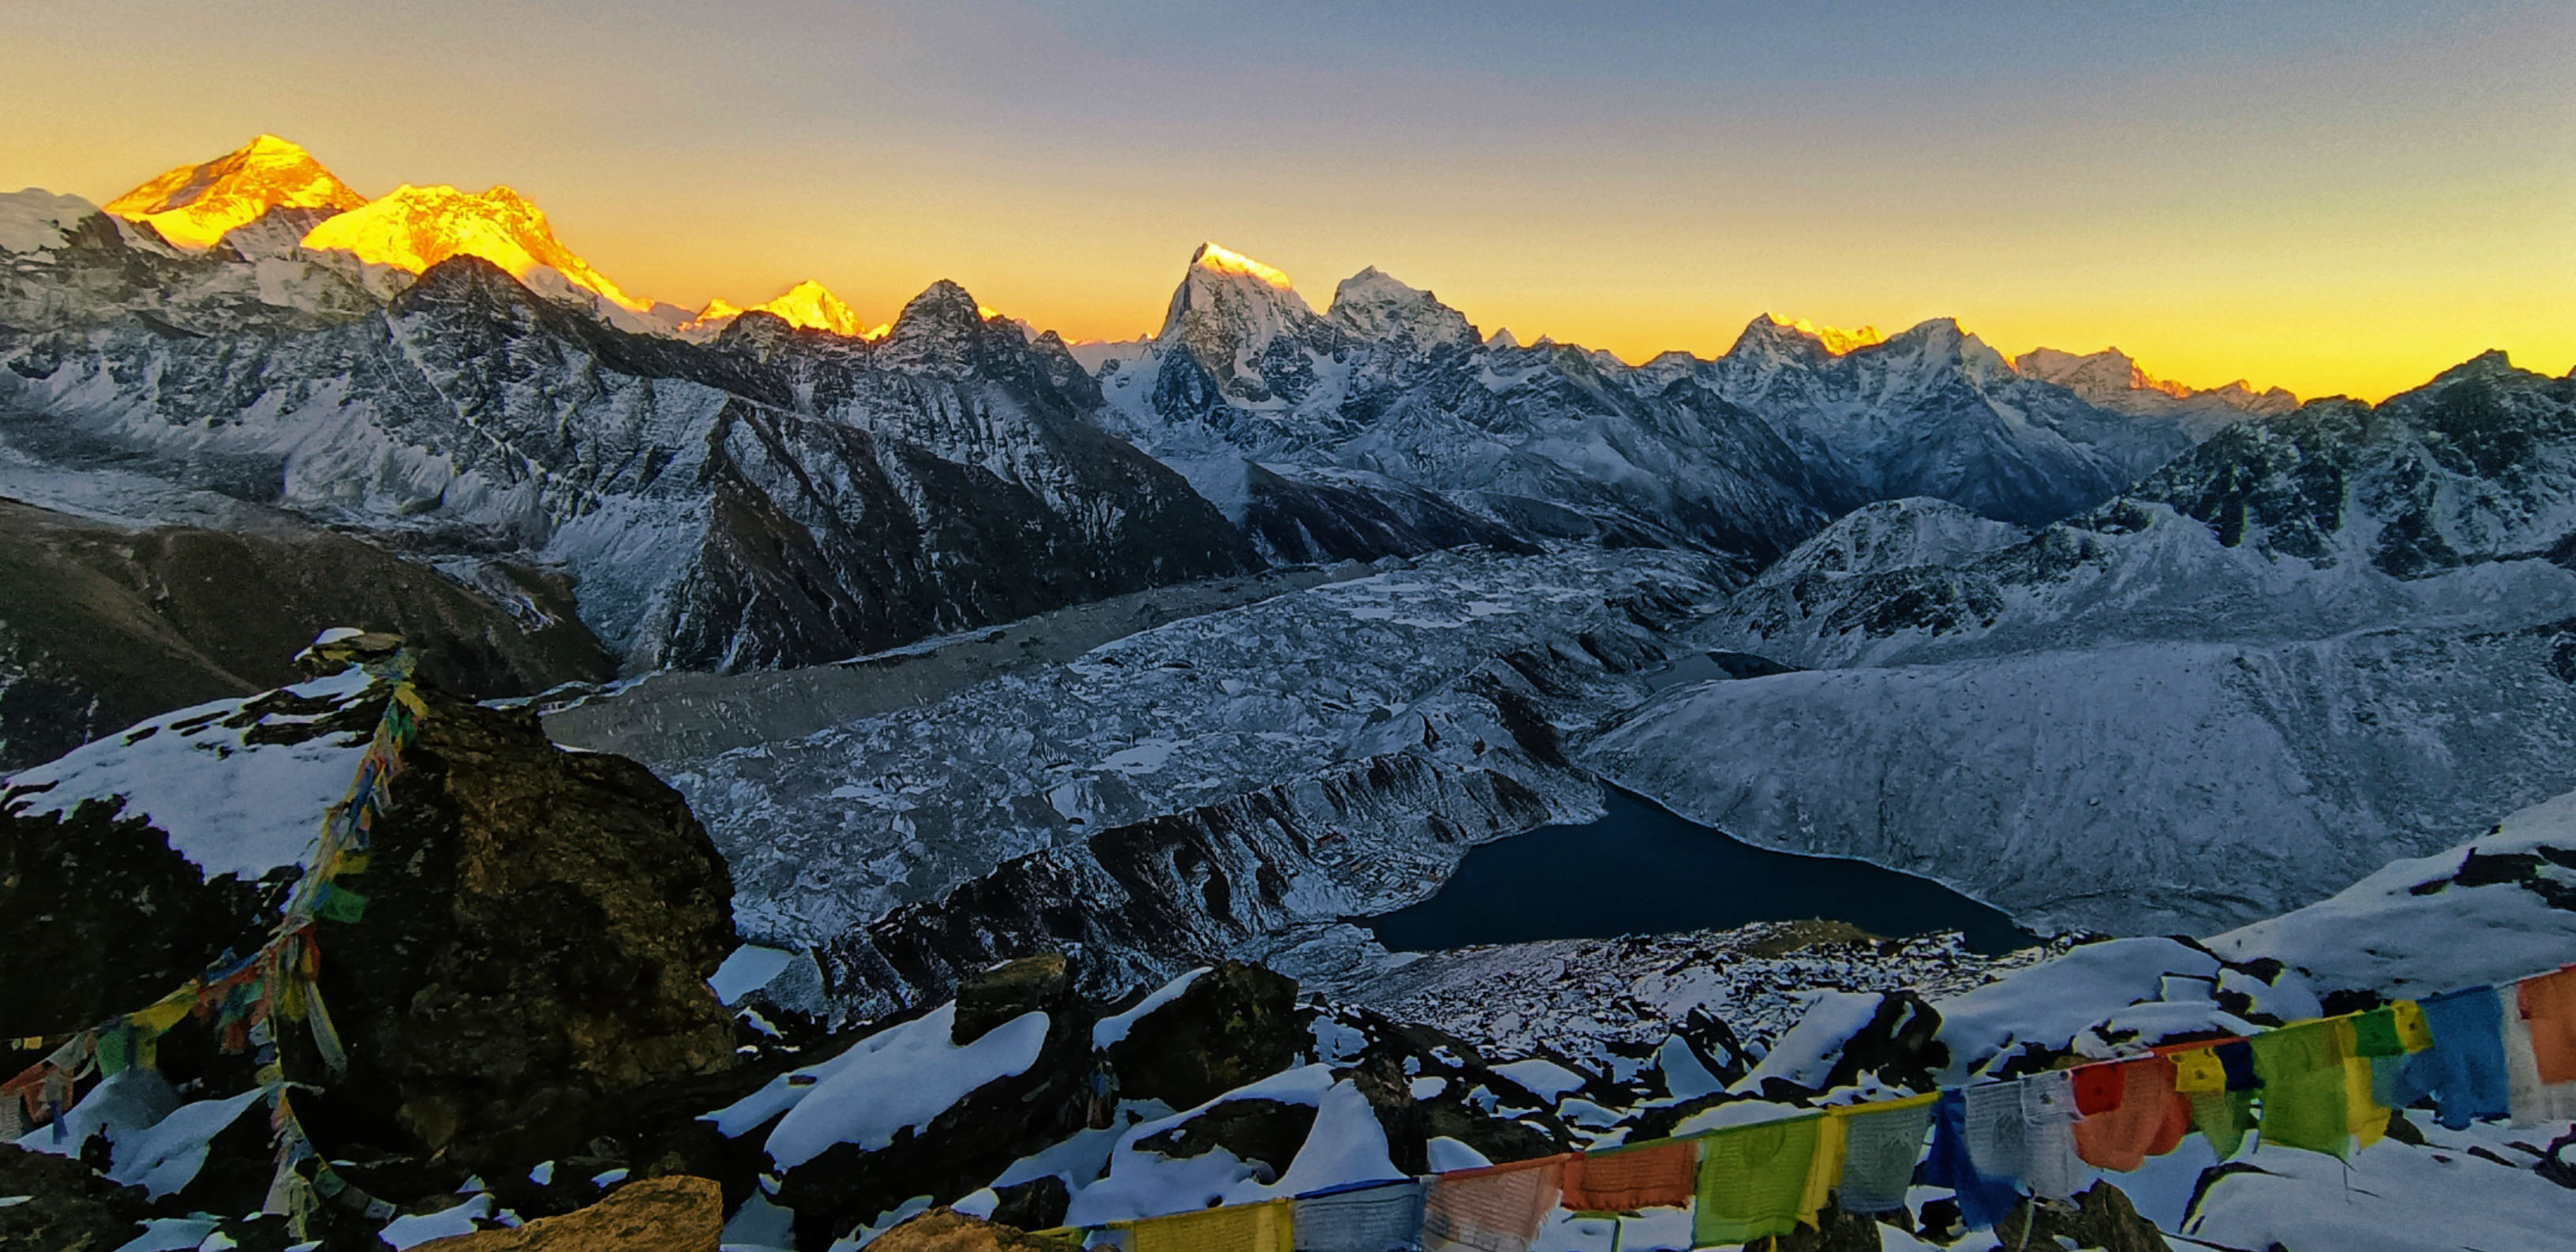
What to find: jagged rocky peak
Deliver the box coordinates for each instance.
[688,277,878,340]
[1325,265,1478,353]
[2016,345,2297,417]
[101,133,366,250]
[297,181,656,320]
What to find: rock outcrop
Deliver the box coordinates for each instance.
[287,681,739,1174]
[414,1175,724,1252]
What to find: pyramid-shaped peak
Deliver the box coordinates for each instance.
[1190,242,1296,291]
[104,134,366,249]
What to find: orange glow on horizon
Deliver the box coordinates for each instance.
[64,133,2573,405]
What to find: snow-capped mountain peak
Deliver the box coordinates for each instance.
[1155,242,1331,399]
[1189,241,1295,291]
[1326,266,1477,353]
[296,182,653,319]
[102,133,367,250]
[688,278,879,339]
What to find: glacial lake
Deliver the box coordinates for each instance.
[1363,782,2040,955]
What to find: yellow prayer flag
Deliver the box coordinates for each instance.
[2391,1001,2434,1054]
[1126,1199,1290,1252]
[132,985,197,1034]
[1797,1104,1849,1226]
[2171,1048,2227,1093]
[2336,1020,2389,1149]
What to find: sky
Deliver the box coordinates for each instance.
[5,0,2570,399]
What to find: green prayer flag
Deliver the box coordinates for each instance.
[2186,1089,2257,1158]
[2350,1008,2405,1059]
[1691,1114,1821,1247]
[2251,1021,2350,1157]
[317,886,369,923]
[95,1024,131,1077]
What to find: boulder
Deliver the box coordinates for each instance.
[290,684,741,1177]
[867,1209,1083,1252]
[412,1175,721,1251]
[1102,961,1301,1109]
[1992,1181,2170,1252]
[0,1141,152,1252]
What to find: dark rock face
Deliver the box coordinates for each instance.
[293,685,739,1174]
[2129,358,2576,575]
[0,496,616,770]
[0,797,291,1036]
[1992,1182,2171,1252]
[0,1141,153,1252]
[1240,464,1541,564]
[1102,962,1302,1111]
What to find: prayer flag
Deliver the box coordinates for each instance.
[2014,1070,2086,1200]
[1563,1139,1695,1213]
[2071,1063,2125,1116]
[1832,1095,1934,1216]
[1423,1155,1565,1252]
[2413,986,2510,1129]
[2170,1048,2226,1095]
[2516,966,2576,1085]
[1691,1113,1824,1247]
[2185,1089,2256,1159]
[2250,1021,2350,1157]
[1293,1180,1422,1252]
[1131,1201,1291,1252]
[2072,1057,2188,1172]
[2503,996,2576,1126]
[1926,1086,2019,1232]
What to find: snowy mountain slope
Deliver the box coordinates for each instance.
[0,253,1252,673]
[1592,354,2576,937]
[1696,316,2212,525]
[0,189,376,334]
[1094,246,1832,564]
[2208,785,2576,999]
[662,546,1728,1016]
[1589,629,2576,936]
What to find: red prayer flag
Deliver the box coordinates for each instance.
[2072,1063,2126,1115]
[2072,1057,2190,1171]
[1562,1140,1695,1212]
[2518,965,2576,1085]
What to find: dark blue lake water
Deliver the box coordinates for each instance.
[1362,785,2039,955]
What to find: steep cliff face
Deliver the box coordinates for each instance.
[0,253,1255,674]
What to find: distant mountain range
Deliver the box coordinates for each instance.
[0,133,2549,763]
